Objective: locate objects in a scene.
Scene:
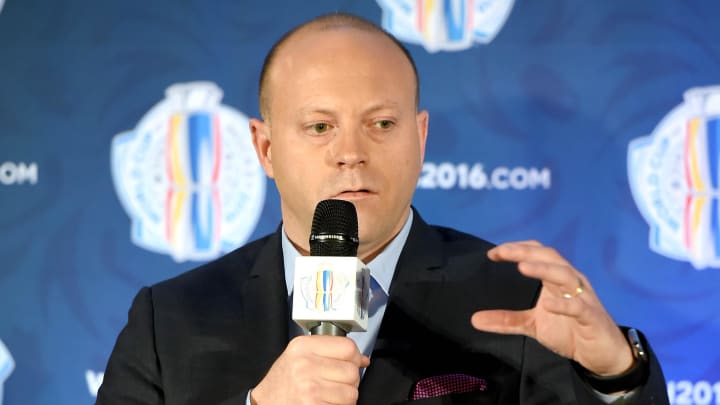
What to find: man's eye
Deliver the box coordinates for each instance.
[310,123,330,133]
[375,120,394,129]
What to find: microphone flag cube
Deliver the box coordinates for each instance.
[292,256,370,333]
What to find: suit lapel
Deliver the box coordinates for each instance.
[359,211,447,404]
[239,229,290,379]
[359,210,525,404]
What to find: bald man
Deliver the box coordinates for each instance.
[97,13,669,405]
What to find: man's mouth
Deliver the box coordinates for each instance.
[332,189,374,200]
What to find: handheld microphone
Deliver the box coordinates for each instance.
[292,199,370,336]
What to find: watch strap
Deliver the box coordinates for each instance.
[574,327,650,394]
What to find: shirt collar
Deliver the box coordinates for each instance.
[282,210,414,296]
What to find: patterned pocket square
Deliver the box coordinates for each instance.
[410,373,488,400]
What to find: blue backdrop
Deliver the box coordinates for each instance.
[1,1,719,404]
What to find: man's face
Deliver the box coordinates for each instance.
[251,28,428,260]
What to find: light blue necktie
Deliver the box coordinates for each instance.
[367,275,386,317]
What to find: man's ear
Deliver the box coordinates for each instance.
[249,118,274,178]
[416,110,429,163]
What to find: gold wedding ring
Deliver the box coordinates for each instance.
[562,277,585,299]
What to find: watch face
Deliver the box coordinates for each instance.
[627,328,648,361]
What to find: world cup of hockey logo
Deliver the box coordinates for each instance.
[298,263,351,313]
[376,0,515,52]
[0,339,14,405]
[628,85,720,269]
[111,81,266,262]
[316,269,334,311]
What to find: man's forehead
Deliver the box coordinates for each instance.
[277,25,399,59]
[259,18,420,119]
[269,29,414,93]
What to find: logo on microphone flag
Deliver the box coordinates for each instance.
[628,85,720,269]
[298,262,352,312]
[293,257,370,332]
[316,269,334,311]
[111,81,266,262]
[376,0,515,53]
[0,339,14,405]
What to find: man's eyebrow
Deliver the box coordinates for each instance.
[362,101,401,113]
[296,107,336,117]
[297,101,403,117]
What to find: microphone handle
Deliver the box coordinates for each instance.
[310,322,348,336]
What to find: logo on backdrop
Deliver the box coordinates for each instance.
[628,85,720,269]
[0,162,38,186]
[111,81,266,263]
[376,0,515,52]
[0,339,14,405]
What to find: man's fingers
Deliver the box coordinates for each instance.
[470,309,534,336]
[313,379,361,405]
[472,297,587,335]
[253,335,366,405]
[517,261,576,286]
[488,242,595,300]
[315,357,363,385]
[291,335,365,364]
[540,295,586,318]
[290,335,368,383]
[517,262,593,297]
[488,241,566,265]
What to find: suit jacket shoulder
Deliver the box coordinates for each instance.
[97,231,290,405]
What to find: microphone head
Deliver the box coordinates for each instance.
[310,199,359,257]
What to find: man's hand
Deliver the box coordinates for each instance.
[470,241,634,377]
[250,335,370,405]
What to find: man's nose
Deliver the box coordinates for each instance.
[327,128,368,168]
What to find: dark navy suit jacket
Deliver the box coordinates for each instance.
[96,211,669,404]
